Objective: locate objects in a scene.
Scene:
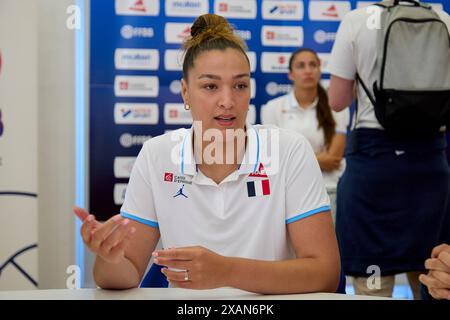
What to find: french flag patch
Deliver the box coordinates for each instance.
[247,179,270,197]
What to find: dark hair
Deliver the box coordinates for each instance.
[182,14,249,81]
[289,48,336,147]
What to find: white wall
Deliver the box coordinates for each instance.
[0,0,39,290]
[37,0,78,289]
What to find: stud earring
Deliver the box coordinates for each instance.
[184,104,191,111]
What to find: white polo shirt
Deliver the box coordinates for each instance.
[329,5,450,129]
[261,92,349,188]
[120,124,330,261]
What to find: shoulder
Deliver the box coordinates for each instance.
[264,94,290,109]
[253,124,311,155]
[341,6,372,25]
[142,128,188,157]
[435,9,450,31]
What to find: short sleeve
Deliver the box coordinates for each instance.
[333,108,350,135]
[285,135,330,224]
[328,13,357,80]
[120,142,158,228]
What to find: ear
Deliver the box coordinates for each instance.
[287,71,294,82]
[181,78,189,104]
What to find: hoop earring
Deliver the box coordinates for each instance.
[184,104,191,111]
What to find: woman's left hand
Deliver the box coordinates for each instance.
[152,246,231,289]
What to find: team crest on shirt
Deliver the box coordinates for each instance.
[249,163,268,178]
[163,172,192,185]
[247,163,271,197]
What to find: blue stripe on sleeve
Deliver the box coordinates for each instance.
[120,211,159,228]
[285,205,331,224]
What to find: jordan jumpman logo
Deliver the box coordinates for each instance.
[173,184,188,198]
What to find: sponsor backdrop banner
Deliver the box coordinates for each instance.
[90,0,448,220]
[0,0,38,289]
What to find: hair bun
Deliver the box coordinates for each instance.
[189,14,232,39]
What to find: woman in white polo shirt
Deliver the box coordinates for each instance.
[261,48,349,215]
[74,14,341,294]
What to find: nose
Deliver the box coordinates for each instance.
[217,87,234,110]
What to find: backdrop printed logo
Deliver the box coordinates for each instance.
[261,26,304,47]
[164,103,193,125]
[120,25,154,39]
[115,0,160,16]
[115,48,159,70]
[164,23,191,44]
[164,49,184,71]
[235,29,252,41]
[260,52,291,73]
[262,0,304,20]
[317,53,331,74]
[170,80,182,94]
[114,103,159,125]
[113,184,128,205]
[314,30,336,44]
[309,1,351,21]
[114,75,159,97]
[119,133,152,148]
[114,157,137,178]
[214,0,257,19]
[165,0,209,17]
[265,82,292,96]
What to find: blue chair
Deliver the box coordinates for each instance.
[140,263,168,288]
[336,269,346,294]
[141,263,347,294]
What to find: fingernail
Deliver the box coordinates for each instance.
[152,252,158,257]
[87,215,94,222]
[122,219,129,226]
[113,215,121,222]
[130,227,136,234]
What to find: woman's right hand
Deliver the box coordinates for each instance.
[74,206,136,264]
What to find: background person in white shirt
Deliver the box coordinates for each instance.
[328,4,450,299]
[261,48,349,217]
[73,14,341,294]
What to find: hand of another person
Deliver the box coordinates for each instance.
[316,152,341,171]
[152,246,230,289]
[74,206,136,264]
[419,243,450,300]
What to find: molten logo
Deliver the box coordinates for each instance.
[323,5,338,18]
[130,0,146,12]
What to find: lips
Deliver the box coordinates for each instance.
[214,115,236,127]
[214,115,236,121]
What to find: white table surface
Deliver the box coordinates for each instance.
[0,288,392,300]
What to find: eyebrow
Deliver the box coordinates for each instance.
[197,73,251,80]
